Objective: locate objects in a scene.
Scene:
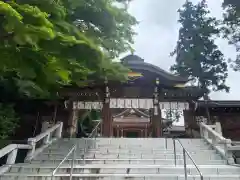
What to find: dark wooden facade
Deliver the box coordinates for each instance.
[191,101,240,141]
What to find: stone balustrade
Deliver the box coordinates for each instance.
[0,121,63,175]
[26,121,63,160]
[200,122,240,164]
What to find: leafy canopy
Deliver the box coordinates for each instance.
[0,0,137,98]
[171,0,229,94]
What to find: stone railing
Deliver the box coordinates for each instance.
[0,144,31,174]
[0,121,63,174]
[26,121,63,160]
[200,122,240,164]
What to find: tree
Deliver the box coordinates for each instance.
[67,0,137,58]
[0,0,137,98]
[171,0,229,94]
[222,0,240,70]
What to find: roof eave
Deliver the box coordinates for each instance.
[124,62,188,83]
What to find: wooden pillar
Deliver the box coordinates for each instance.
[67,101,79,138]
[152,78,162,137]
[141,130,144,138]
[102,80,112,137]
[184,103,196,129]
[184,102,198,138]
[117,125,120,137]
[145,125,148,137]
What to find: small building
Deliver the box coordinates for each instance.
[193,101,240,141]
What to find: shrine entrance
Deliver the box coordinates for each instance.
[125,130,140,138]
[62,54,204,138]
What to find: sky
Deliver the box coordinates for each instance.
[128,0,240,101]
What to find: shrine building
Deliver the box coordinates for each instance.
[61,54,205,138]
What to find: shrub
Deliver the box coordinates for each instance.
[0,103,19,140]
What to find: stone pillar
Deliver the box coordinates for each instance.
[152,78,162,137]
[215,121,223,136]
[41,121,50,133]
[102,80,112,137]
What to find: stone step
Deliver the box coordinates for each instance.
[69,138,204,142]
[53,139,207,146]
[2,138,238,180]
[50,143,209,148]
[36,153,222,160]
[44,150,213,155]
[2,173,240,180]
[43,147,215,153]
[8,165,240,175]
[31,158,226,165]
[55,139,206,146]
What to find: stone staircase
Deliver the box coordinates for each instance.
[1,138,240,180]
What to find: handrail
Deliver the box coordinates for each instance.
[51,144,76,180]
[88,120,101,138]
[173,138,203,180]
[0,144,32,175]
[0,144,31,160]
[200,123,226,143]
[0,122,63,174]
[26,121,63,160]
[29,122,62,142]
[199,122,236,164]
[232,141,240,145]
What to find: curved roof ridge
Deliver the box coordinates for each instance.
[121,54,188,83]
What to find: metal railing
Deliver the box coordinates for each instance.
[51,120,101,179]
[88,120,101,138]
[51,144,76,180]
[165,138,168,150]
[80,120,102,166]
[173,138,203,180]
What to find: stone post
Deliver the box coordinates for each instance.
[41,121,50,133]
[224,139,234,164]
[56,122,63,138]
[215,121,223,136]
[26,138,36,161]
[6,149,18,165]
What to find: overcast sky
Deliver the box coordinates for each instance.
[128,0,239,100]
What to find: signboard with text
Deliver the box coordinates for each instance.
[72,98,189,110]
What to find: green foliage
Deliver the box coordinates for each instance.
[222,0,240,70]
[171,0,229,94]
[65,0,138,58]
[0,0,136,98]
[0,103,19,140]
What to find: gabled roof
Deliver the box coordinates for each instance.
[121,55,188,83]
